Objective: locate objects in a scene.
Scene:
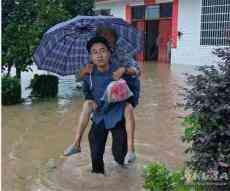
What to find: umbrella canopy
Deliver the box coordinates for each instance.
[33,16,144,76]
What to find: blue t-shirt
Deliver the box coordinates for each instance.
[83,63,140,129]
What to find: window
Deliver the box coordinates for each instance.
[160,3,172,18]
[145,5,160,20]
[132,6,145,20]
[200,0,230,46]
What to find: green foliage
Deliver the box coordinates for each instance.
[2,0,94,78]
[2,76,22,105]
[143,163,206,191]
[63,0,95,17]
[28,74,58,98]
[2,0,41,78]
[37,0,70,33]
[182,114,201,142]
[143,162,185,191]
[183,48,230,186]
[2,0,95,78]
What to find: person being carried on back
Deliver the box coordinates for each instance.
[64,26,140,164]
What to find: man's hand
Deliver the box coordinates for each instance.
[113,67,125,80]
[80,63,93,78]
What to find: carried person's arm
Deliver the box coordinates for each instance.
[112,65,140,80]
[125,58,141,76]
[80,63,94,79]
[112,58,141,80]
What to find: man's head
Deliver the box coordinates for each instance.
[87,36,111,68]
[96,26,118,48]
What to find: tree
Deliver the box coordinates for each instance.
[2,0,40,78]
[2,0,95,79]
[2,0,70,79]
[63,0,95,17]
[37,0,70,33]
[183,48,230,186]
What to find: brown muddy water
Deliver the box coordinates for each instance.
[2,62,195,191]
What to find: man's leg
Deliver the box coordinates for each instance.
[64,100,96,156]
[88,122,108,174]
[111,120,127,165]
[124,103,136,163]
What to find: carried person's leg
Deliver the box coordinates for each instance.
[88,122,108,174]
[74,100,97,148]
[64,100,96,156]
[111,120,127,165]
[124,103,136,164]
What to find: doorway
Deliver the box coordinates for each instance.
[145,20,159,61]
[132,20,145,61]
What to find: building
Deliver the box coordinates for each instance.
[95,0,230,66]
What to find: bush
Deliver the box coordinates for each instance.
[2,76,22,105]
[143,162,207,191]
[28,74,58,98]
[183,48,230,187]
[143,162,185,191]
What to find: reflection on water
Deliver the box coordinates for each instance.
[2,62,195,191]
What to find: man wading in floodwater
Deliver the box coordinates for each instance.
[64,27,140,164]
[77,36,139,174]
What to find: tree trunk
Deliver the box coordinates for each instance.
[6,64,12,77]
[16,67,21,79]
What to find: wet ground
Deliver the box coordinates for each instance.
[2,62,195,191]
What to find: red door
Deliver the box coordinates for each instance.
[158,19,172,63]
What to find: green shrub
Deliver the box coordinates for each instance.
[28,74,58,98]
[143,162,185,191]
[2,76,22,105]
[183,48,230,187]
[143,163,205,191]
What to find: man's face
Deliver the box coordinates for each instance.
[90,43,111,68]
[100,31,116,48]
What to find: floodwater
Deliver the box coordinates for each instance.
[2,62,195,191]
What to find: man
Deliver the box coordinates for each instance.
[64,27,140,164]
[84,36,139,174]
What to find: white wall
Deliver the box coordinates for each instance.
[171,0,219,66]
